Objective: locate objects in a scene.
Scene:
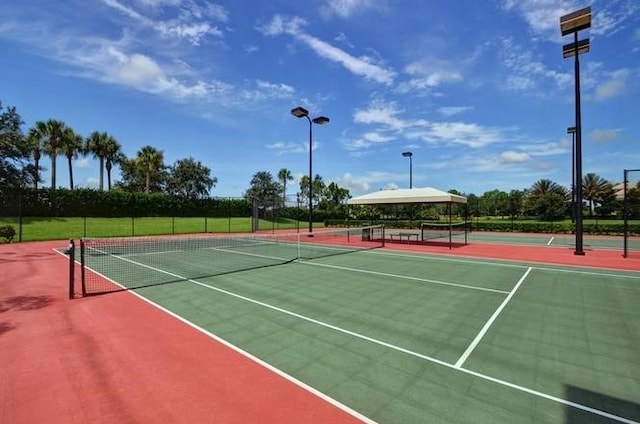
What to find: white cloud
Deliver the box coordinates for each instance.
[397,61,463,92]
[501,0,573,39]
[424,122,503,148]
[594,70,628,101]
[320,0,382,18]
[266,141,307,154]
[259,15,395,85]
[255,80,295,95]
[499,38,572,93]
[590,129,621,144]
[499,151,531,164]
[501,0,640,41]
[353,101,409,130]
[101,0,225,45]
[257,15,307,36]
[74,158,92,168]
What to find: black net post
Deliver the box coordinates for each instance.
[68,239,75,299]
[80,239,87,297]
[623,169,640,258]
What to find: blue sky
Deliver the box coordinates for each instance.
[1,0,639,198]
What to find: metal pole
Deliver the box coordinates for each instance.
[308,117,313,234]
[409,155,413,189]
[571,131,575,223]
[623,169,629,258]
[68,239,75,299]
[574,31,584,255]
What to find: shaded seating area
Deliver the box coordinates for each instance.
[347,187,468,249]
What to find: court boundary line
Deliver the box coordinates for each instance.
[79,261,375,423]
[454,267,532,368]
[367,249,640,279]
[99,253,638,424]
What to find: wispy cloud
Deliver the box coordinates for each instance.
[501,0,640,40]
[498,38,572,93]
[590,129,622,143]
[319,0,385,19]
[594,69,629,101]
[101,0,227,45]
[258,15,395,85]
[349,100,509,151]
[395,60,463,93]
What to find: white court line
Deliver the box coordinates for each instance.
[98,253,637,424]
[366,249,640,279]
[454,267,532,368]
[301,261,510,295]
[547,236,555,246]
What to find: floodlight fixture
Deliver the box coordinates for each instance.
[291,106,309,118]
[560,6,591,36]
[563,39,590,58]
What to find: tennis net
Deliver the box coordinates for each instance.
[78,225,384,296]
[420,221,469,240]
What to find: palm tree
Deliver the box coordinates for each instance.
[104,136,123,190]
[60,127,84,189]
[34,119,66,190]
[277,168,293,207]
[85,131,111,190]
[529,179,567,199]
[26,128,43,190]
[135,145,164,193]
[582,173,611,217]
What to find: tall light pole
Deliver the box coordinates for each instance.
[560,6,591,256]
[291,106,330,234]
[402,151,413,189]
[567,126,577,223]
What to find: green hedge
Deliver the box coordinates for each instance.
[0,188,251,218]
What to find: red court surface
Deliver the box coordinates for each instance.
[386,239,640,271]
[1,238,638,424]
[0,241,365,424]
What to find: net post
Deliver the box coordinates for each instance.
[80,239,87,297]
[624,169,628,258]
[68,239,75,299]
[381,224,386,247]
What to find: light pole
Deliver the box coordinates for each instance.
[291,106,330,234]
[560,6,591,256]
[567,126,577,223]
[402,151,413,189]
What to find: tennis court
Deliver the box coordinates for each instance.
[73,226,640,423]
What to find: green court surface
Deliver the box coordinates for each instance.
[82,238,640,423]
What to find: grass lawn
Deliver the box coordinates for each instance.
[0,216,304,242]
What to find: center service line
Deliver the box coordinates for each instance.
[454,267,533,369]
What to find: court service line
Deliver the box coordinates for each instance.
[105,254,636,424]
[301,261,510,295]
[454,267,532,369]
[207,246,509,294]
[547,237,555,246]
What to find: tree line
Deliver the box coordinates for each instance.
[2,100,638,220]
[0,101,216,199]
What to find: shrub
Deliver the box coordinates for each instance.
[0,225,16,243]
